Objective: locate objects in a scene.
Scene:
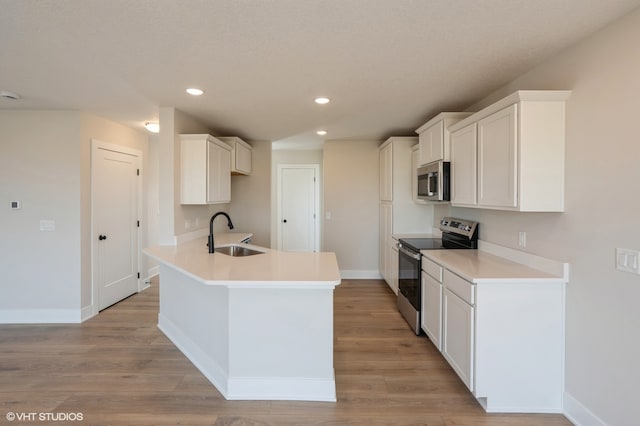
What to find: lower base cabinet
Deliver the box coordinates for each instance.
[442,287,475,391]
[420,271,442,350]
[422,254,565,413]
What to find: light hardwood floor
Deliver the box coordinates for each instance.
[0,278,572,425]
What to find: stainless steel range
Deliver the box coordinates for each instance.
[397,217,478,334]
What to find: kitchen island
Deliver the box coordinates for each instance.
[144,234,341,401]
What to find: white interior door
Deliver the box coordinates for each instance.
[278,165,319,252]
[92,141,140,311]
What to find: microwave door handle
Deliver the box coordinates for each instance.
[427,173,434,196]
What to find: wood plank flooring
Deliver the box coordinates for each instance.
[0,278,572,425]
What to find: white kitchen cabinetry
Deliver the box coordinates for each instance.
[421,256,443,350]
[411,145,426,204]
[450,123,477,205]
[180,134,232,205]
[379,142,393,201]
[422,249,566,413]
[442,272,475,391]
[477,104,517,208]
[449,90,571,212]
[379,202,394,290]
[219,136,252,175]
[415,112,472,166]
[378,137,432,293]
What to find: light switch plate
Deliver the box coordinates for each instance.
[616,248,640,274]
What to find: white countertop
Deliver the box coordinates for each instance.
[144,233,341,287]
[421,249,564,283]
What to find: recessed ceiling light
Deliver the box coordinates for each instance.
[316,130,327,136]
[314,97,330,105]
[186,88,204,96]
[0,90,20,100]
[144,122,160,133]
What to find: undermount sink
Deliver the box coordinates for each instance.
[214,245,264,257]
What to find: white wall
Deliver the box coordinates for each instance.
[434,8,640,425]
[323,140,380,276]
[157,107,231,244]
[0,110,149,322]
[229,140,271,247]
[0,111,81,321]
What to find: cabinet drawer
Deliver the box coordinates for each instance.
[422,257,443,282]
[444,269,475,305]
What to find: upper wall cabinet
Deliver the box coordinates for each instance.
[180,134,232,205]
[219,137,252,175]
[415,112,472,166]
[449,90,571,212]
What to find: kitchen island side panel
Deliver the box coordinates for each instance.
[157,265,230,394]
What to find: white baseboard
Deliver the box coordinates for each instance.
[228,375,336,402]
[81,305,96,322]
[0,309,82,324]
[340,270,382,279]
[564,392,607,426]
[145,266,160,281]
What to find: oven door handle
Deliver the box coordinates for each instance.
[398,244,421,260]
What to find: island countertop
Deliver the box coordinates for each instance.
[144,235,341,287]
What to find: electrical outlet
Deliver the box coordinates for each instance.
[40,220,55,231]
[518,231,527,248]
[185,219,191,230]
[616,248,640,274]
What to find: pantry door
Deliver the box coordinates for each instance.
[277,164,320,252]
[92,140,141,312]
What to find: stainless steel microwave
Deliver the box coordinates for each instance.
[417,161,450,201]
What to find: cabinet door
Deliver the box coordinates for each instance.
[442,287,474,391]
[379,143,393,201]
[421,271,442,350]
[207,141,231,203]
[379,202,393,285]
[419,120,444,165]
[477,104,517,208]
[234,143,252,174]
[450,123,477,206]
[390,245,399,295]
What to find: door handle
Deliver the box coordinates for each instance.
[98,235,107,241]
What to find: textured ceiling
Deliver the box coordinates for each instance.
[1,0,639,148]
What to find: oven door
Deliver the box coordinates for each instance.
[397,243,421,334]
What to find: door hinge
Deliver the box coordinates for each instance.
[137,168,140,176]
[137,272,140,279]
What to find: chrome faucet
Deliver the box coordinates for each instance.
[208,211,234,253]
